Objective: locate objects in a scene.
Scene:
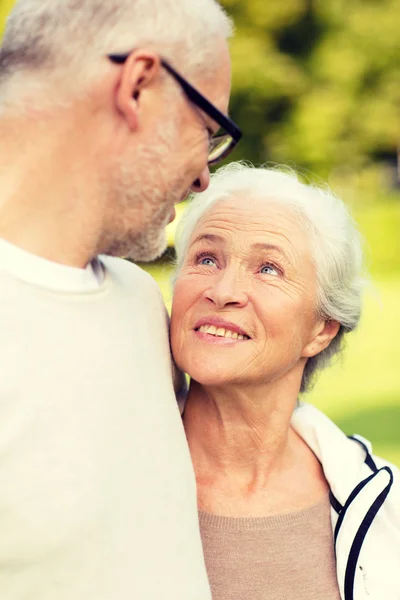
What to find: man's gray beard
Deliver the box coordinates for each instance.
[108,192,171,262]
[104,176,183,261]
[102,119,183,262]
[105,225,167,262]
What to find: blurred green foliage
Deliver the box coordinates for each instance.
[222,0,400,181]
[0,0,13,36]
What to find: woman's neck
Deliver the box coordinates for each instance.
[183,379,300,486]
[183,379,328,516]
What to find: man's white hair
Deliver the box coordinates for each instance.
[0,0,233,92]
[174,162,367,393]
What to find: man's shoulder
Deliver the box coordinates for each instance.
[100,255,160,294]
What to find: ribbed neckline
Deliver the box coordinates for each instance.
[199,494,330,531]
[0,237,107,293]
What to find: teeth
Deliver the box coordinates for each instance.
[197,324,248,339]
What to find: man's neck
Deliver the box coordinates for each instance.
[0,112,105,268]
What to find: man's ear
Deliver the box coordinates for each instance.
[115,50,162,130]
[301,319,341,359]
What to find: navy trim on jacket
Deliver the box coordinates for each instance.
[330,436,395,600]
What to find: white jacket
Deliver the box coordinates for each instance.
[292,402,400,600]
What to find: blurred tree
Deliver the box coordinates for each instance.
[223,0,400,185]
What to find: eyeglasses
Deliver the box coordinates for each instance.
[108,53,242,166]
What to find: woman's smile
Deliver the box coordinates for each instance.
[193,316,251,344]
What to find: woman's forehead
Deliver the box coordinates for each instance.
[190,196,305,244]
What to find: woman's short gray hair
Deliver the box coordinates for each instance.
[0,0,233,92]
[174,162,367,393]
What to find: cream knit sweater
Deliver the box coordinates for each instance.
[0,256,211,599]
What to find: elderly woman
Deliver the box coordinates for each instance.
[170,163,400,600]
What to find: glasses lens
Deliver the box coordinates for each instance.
[208,134,234,166]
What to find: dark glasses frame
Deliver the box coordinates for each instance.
[108,53,242,165]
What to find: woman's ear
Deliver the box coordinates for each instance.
[302,319,341,358]
[115,50,162,130]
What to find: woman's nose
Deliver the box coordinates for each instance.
[203,271,248,309]
[191,167,210,193]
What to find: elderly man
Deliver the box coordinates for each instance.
[0,0,241,598]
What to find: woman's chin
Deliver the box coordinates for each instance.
[177,352,246,388]
[187,368,237,388]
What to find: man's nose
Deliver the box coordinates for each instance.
[191,166,210,193]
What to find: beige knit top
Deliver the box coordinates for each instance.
[199,494,341,600]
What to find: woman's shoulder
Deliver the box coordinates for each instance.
[292,402,400,508]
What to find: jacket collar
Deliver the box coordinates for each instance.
[291,402,375,504]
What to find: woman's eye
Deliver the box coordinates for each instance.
[260,263,279,276]
[199,256,216,266]
[194,252,217,267]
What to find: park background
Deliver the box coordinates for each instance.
[1,0,399,465]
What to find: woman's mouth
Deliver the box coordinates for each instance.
[195,324,250,340]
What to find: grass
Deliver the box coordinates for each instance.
[307,277,400,467]
[142,258,400,468]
